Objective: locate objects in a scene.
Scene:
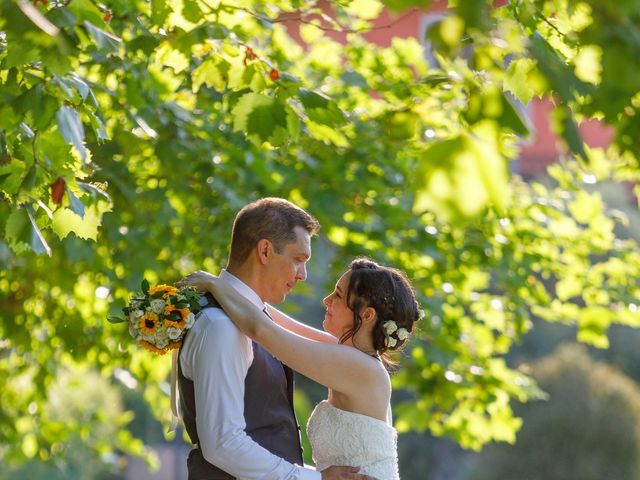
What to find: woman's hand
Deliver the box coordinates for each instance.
[177,271,264,338]
[176,270,218,293]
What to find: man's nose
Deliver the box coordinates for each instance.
[296,263,307,281]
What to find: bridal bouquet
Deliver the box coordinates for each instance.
[108,280,205,355]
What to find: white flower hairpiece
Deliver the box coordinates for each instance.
[383,320,398,335]
[382,320,410,349]
[396,328,409,341]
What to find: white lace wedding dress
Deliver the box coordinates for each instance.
[307,400,400,479]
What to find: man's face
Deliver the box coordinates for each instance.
[263,226,311,304]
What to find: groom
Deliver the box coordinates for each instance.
[178,198,374,480]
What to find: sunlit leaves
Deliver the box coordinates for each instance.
[504,58,545,104]
[5,208,32,254]
[574,45,603,85]
[51,202,111,241]
[3,0,640,466]
[414,121,509,218]
[192,57,228,92]
[298,88,346,127]
[231,93,294,146]
[347,0,385,20]
[83,21,122,53]
[151,0,173,26]
[56,106,87,163]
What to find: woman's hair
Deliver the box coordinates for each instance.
[229,197,320,265]
[340,257,421,369]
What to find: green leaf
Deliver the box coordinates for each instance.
[383,0,433,13]
[151,0,173,26]
[556,276,582,301]
[568,191,603,224]
[231,93,289,145]
[577,307,613,349]
[182,0,204,23]
[5,208,31,251]
[107,316,127,324]
[413,121,509,218]
[21,166,38,191]
[3,205,50,256]
[529,32,590,102]
[77,182,110,202]
[89,112,110,141]
[505,58,541,104]
[192,58,228,92]
[51,203,109,240]
[26,206,51,256]
[551,105,588,161]
[56,106,87,163]
[465,84,530,136]
[347,0,384,20]
[66,0,108,26]
[67,186,85,218]
[298,88,346,127]
[141,279,150,295]
[381,110,418,141]
[83,21,122,53]
[20,83,58,130]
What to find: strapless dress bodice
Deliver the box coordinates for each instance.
[306,400,399,480]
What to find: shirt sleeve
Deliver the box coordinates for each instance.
[181,308,321,480]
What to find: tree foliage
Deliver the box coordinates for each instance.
[464,344,640,480]
[2,0,640,468]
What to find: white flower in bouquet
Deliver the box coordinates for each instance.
[167,326,182,340]
[150,298,166,314]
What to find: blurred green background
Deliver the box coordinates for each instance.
[3,0,640,478]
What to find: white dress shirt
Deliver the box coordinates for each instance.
[179,270,321,480]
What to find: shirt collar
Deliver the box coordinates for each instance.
[220,269,265,310]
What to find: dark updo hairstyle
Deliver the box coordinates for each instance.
[339,257,421,369]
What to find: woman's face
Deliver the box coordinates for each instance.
[322,271,353,338]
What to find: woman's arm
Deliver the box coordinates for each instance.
[179,272,381,396]
[265,305,338,345]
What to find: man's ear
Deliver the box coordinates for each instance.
[256,239,271,265]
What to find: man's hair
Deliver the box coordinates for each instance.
[229,197,320,265]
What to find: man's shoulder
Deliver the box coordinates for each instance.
[192,307,233,331]
[180,307,252,375]
[188,307,246,343]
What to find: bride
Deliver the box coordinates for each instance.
[181,257,420,479]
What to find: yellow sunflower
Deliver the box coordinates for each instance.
[163,306,189,329]
[149,284,178,299]
[138,312,159,335]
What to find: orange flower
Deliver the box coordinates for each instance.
[149,284,178,299]
[138,339,182,355]
[165,318,186,329]
[163,305,188,329]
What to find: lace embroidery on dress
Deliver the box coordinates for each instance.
[307,400,400,480]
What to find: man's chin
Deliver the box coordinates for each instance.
[268,293,287,305]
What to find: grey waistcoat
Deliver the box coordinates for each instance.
[178,293,304,479]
